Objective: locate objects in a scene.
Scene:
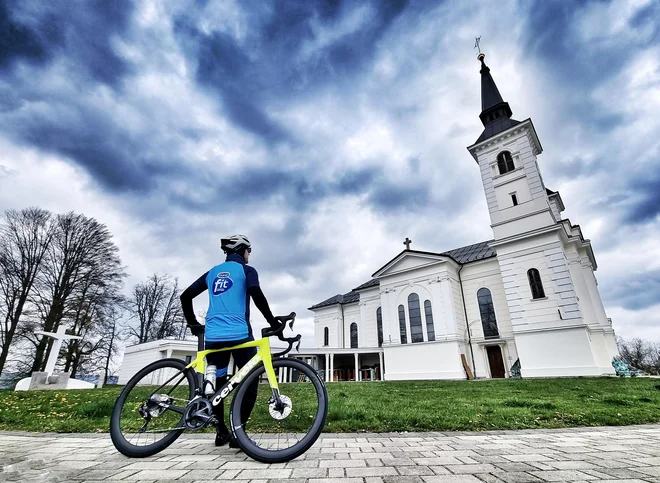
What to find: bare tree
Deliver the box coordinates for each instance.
[646,342,660,376]
[61,258,125,375]
[0,208,54,376]
[128,274,186,344]
[616,337,651,371]
[101,307,125,383]
[30,212,124,373]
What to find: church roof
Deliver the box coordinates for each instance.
[475,53,521,145]
[442,239,495,264]
[352,278,380,291]
[308,291,360,311]
[308,240,496,311]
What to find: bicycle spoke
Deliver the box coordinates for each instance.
[116,363,193,448]
[234,360,327,461]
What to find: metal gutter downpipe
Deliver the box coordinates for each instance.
[458,263,476,379]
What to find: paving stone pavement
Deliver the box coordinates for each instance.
[1,425,660,483]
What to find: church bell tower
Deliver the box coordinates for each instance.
[466,51,618,378]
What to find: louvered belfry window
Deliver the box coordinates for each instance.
[497,151,515,175]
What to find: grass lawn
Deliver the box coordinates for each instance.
[0,377,658,433]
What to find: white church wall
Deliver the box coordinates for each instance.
[581,257,614,329]
[496,236,583,332]
[494,176,533,208]
[491,200,556,240]
[342,303,360,348]
[589,330,615,373]
[460,258,513,342]
[358,288,382,348]
[378,263,455,345]
[515,326,601,377]
[567,254,600,329]
[383,340,466,380]
[394,282,436,344]
[313,306,342,348]
[548,197,561,221]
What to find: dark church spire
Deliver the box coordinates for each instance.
[475,53,520,144]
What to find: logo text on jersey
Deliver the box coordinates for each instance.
[212,276,233,295]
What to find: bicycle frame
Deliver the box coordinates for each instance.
[185,336,280,409]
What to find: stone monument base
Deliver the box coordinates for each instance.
[14,372,95,391]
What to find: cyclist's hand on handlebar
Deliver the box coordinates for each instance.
[262,312,296,339]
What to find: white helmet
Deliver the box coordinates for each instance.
[221,234,251,254]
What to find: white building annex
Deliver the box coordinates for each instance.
[305,53,619,382]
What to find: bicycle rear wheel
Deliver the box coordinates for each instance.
[110,358,197,458]
[230,358,328,463]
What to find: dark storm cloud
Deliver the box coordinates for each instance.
[0,0,134,86]
[172,162,434,216]
[625,173,660,224]
[629,0,660,36]
[4,99,185,193]
[0,0,53,69]
[174,0,410,144]
[601,270,660,311]
[521,0,637,134]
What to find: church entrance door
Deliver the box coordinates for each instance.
[486,346,505,378]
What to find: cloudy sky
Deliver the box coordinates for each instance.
[1,0,659,347]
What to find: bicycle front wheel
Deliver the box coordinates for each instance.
[230,358,328,463]
[110,358,197,458]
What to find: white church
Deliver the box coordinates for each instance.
[118,53,619,385]
[303,52,619,382]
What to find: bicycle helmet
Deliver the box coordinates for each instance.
[221,234,251,254]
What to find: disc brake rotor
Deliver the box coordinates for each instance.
[269,394,292,420]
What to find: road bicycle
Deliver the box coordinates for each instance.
[109,313,328,463]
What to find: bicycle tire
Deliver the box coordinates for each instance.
[110,358,197,458]
[230,358,328,463]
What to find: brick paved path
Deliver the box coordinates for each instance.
[2,425,660,482]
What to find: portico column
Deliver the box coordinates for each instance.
[330,353,334,382]
[278,355,286,383]
[379,351,384,380]
[325,354,330,382]
[354,353,359,381]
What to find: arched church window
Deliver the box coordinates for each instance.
[350,323,358,348]
[408,294,424,343]
[324,327,329,346]
[477,288,499,339]
[424,300,435,341]
[376,307,383,347]
[528,268,546,299]
[497,151,515,175]
[398,305,407,344]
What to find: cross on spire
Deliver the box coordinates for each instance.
[403,237,412,250]
[474,36,482,54]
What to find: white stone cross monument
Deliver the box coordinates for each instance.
[34,325,82,378]
[14,326,95,391]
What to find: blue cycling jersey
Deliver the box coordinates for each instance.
[204,253,259,342]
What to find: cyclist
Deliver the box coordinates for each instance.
[180,234,279,447]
